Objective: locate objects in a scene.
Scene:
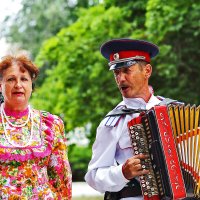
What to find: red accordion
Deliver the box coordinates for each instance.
[128,104,200,199]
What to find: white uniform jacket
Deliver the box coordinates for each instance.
[85,95,161,200]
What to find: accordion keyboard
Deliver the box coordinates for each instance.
[129,118,160,199]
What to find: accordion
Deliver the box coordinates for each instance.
[128,103,200,199]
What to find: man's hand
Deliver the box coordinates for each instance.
[122,154,149,180]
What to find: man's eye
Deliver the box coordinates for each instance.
[114,70,120,76]
[124,68,130,73]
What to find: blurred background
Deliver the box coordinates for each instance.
[0,0,199,199]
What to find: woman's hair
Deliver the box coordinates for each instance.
[0,55,39,80]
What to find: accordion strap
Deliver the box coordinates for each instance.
[105,97,181,118]
[105,108,146,117]
[158,97,178,105]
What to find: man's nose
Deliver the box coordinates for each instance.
[116,71,126,82]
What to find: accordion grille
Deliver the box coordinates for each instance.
[168,104,200,198]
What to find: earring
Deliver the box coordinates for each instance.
[0,92,4,103]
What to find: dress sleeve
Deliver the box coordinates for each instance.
[47,115,72,200]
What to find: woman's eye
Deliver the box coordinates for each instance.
[7,78,14,81]
[22,77,28,81]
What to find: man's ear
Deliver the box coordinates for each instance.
[144,64,152,79]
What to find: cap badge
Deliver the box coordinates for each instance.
[113,53,119,60]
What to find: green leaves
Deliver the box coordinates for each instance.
[146,0,200,103]
[32,5,127,134]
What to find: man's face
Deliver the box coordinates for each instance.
[113,62,151,98]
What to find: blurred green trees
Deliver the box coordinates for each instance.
[2,0,101,58]
[2,0,200,181]
[146,0,200,103]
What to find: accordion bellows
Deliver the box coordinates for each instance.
[128,104,200,200]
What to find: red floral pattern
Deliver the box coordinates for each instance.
[0,109,72,200]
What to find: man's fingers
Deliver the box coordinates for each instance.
[134,154,149,160]
[132,159,141,165]
[134,164,142,170]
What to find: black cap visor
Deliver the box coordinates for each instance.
[109,60,142,70]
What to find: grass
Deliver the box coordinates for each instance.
[73,196,103,200]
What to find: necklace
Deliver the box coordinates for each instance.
[0,104,34,148]
[1,104,31,127]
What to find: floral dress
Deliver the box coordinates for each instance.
[0,107,72,200]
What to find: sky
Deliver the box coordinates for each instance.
[0,0,22,57]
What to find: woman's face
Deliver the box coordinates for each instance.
[0,64,32,110]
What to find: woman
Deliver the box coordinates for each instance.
[0,55,72,200]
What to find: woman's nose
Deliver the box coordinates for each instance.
[14,80,22,88]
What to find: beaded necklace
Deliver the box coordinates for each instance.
[0,103,34,148]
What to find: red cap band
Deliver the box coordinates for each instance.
[110,50,150,62]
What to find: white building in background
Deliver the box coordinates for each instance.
[66,123,91,147]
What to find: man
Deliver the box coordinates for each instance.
[85,38,162,199]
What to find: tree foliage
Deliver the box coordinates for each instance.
[146,0,200,104]
[31,2,148,142]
